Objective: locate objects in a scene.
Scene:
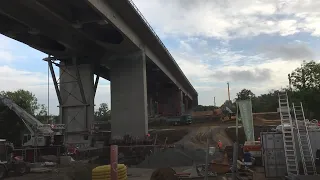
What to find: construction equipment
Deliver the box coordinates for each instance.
[292,102,317,175]
[0,95,65,147]
[166,114,192,126]
[221,107,236,122]
[278,92,299,176]
[0,139,30,179]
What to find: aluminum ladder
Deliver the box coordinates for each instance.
[293,102,317,175]
[278,92,299,176]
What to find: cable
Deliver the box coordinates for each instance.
[47,55,50,124]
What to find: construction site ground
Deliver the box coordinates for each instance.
[5,164,271,180]
[7,115,280,180]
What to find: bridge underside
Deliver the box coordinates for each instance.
[0,0,198,145]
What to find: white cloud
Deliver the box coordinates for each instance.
[169,45,305,106]
[0,51,15,62]
[133,0,320,39]
[0,66,111,115]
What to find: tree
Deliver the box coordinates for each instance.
[94,103,111,121]
[289,61,320,119]
[193,105,218,111]
[0,89,39,115]
[0,89,41,145]
[290,61,320,90]
[236,89,255,100]
[35,104,49,123]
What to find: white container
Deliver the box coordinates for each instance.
[261,131,320,178]
[209,147,216,155]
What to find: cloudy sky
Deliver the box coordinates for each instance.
[1,0,320,114]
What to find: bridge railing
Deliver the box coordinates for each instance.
[127,0,191,85]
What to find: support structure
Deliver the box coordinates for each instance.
[157,85,189,116]
[110,51,148,139]
[46,57,96,147]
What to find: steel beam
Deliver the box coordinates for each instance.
[73,57,87,104]
[47,59,62,105]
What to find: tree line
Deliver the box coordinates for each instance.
[0,89,111,123]
[194,61,320,119]
[0,89,110,144]
[236,61,320,119]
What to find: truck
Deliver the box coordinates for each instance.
[0,139,30,179]
[0,95,65,147]
[166,114,192,126]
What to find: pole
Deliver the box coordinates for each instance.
[232,102,239,180]
[110,145,118,180]
[214,97,216,107]
[227,82,231,102]
[288,74,292,92]
[204,137,209,180]
[47,55,50,124]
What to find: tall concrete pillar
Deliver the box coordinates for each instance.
[110,52,148,139]
[157,86,184,116]
[148,97,154,117]
[59,61,95,146]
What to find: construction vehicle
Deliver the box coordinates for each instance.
[221,107,236,122]
[166,114,192,125]
[0,139,30,179]
[0,95,65,147]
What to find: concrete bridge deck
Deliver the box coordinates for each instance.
[0,0,198,145]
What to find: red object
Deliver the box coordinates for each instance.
[110,145,118,180]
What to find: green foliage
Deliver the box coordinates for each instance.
[290,61,320,90]
[288,61,320,119]
[0,89,39,115]
[235,61,320,119]
[236,89,255,100]
[0,89,40,145]
[94,103,111,121]
[193,105,218,112]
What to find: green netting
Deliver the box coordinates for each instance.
[236,100,254,141]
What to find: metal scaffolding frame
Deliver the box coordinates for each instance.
[44,56,99,145]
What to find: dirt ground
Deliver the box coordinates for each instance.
[6,166,273,180]
[6,117,278,180]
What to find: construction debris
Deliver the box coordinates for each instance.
[150,167,178,180]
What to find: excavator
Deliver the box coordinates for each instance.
[0,95,65,147]
[221,107,236,122]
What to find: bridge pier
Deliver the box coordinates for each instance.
[110,51,148,139]
[48,58,95,147]
[157,86,183,116]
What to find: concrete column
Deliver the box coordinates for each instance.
[157,86,184,116]
[110,51,148,139]
[185,97,189,112]
[149,97,154,117]
[59,62,94,146]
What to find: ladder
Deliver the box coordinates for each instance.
[278,92,299,175]
[292,102,317,175]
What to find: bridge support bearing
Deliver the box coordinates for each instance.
[48,58,95,147]
[110,51,148,139]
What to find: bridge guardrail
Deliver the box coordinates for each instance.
[127,0,194,91]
